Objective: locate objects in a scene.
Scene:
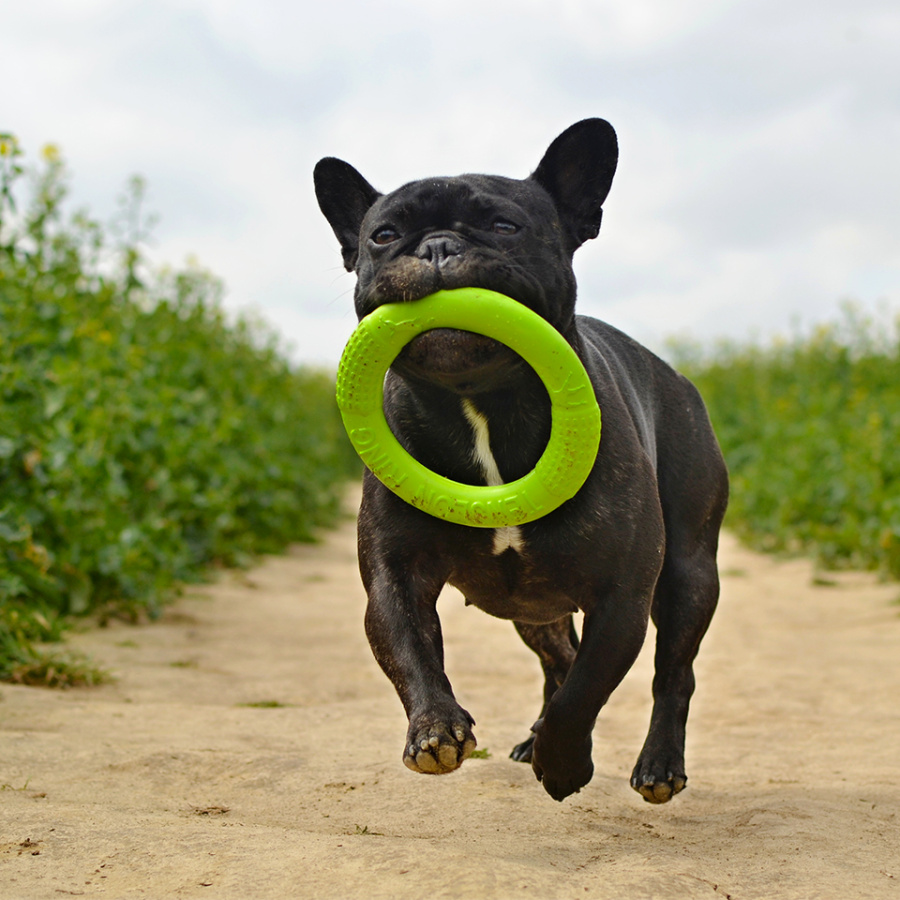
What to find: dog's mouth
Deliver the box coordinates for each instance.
[393,328,526,395]
[360,256,543,393]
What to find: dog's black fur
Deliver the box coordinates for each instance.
[314,119,728,803]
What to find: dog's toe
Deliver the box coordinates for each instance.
[509,734,535,763]
[403,719,476,775]
[630,764,687,804]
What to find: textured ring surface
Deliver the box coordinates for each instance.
[336,288,601,527]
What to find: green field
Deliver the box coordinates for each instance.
[676,308,900,580]
[0,138,355,683]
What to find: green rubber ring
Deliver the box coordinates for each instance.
[336,288,601,527]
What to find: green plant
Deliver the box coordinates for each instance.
[0,138,356,680]
[674,305,900,578]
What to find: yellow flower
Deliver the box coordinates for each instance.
[41,143,61,163]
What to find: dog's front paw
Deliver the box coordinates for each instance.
[403,713,477,775]
[630,753,687,804]
[530,718,594,801]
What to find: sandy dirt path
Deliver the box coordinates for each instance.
[2,490,899,900]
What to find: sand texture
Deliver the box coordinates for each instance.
[2,494,899,899]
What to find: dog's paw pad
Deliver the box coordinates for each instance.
[631,769,687,804]
[403,720,476,775]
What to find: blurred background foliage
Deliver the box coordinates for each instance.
[0,136,356,684]
[675,306,900,581]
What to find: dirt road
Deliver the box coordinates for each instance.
[2,491,899,899]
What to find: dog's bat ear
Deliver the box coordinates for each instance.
[530,118,618,253]
[314,158,381,271]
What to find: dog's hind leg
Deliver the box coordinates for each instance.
[509,617,579,762]
[631,514,724,803]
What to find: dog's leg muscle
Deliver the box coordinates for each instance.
[530,588,653,801]
[362,557,477,775]
[630,394,728,803]
[631,530,721,803]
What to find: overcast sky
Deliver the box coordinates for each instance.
[3,0,898,365]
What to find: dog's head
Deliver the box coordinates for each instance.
[314,119,617,393]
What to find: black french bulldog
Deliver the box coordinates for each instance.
[314,118,728,803]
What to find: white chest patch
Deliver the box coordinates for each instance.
[460,399,525,555]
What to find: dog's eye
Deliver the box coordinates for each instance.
[491,220,518,235]
[371,228,400,245]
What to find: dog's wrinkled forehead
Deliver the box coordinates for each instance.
[365,173,558,233]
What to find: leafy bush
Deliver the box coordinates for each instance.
[675,306,900,579]
[0,136,355,681]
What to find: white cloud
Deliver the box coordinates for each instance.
[2,0,898,365]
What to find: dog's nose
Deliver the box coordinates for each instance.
[415,233,464,267]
